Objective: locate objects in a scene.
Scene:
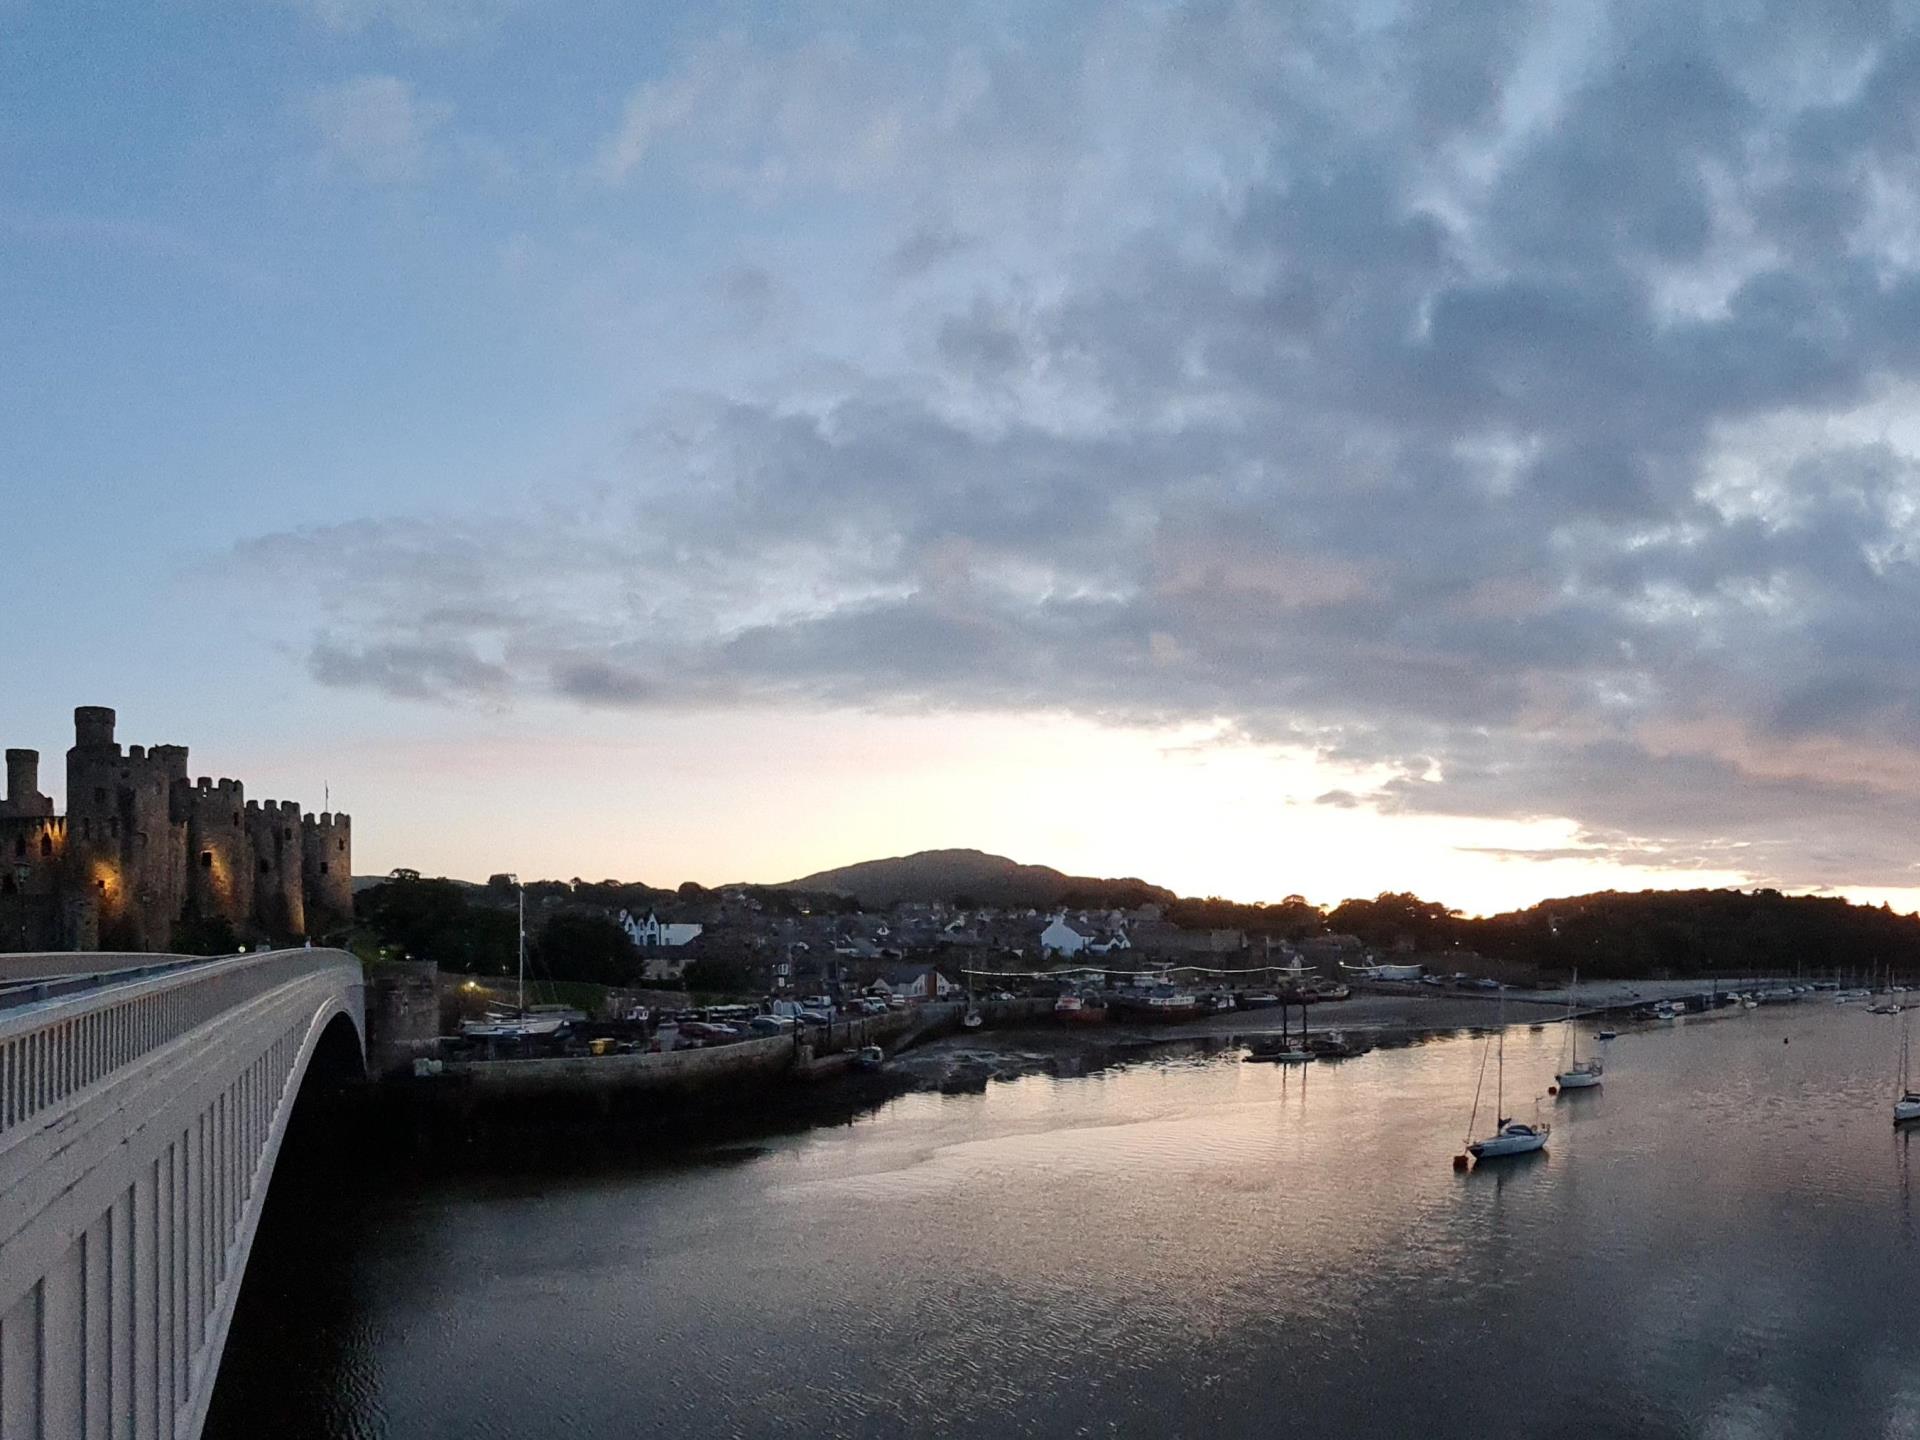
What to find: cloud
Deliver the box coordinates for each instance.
[300,74,451,185]
[292,0,518,45]
[237,1,1920,891]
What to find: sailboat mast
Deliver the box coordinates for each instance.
[1569,969,1578,1066]
[1496,987,1506,1122]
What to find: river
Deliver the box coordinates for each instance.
[205,1002,1920,1438]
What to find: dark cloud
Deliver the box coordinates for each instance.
[236,0,1920,890]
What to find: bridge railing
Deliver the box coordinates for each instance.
[0,949,358,1148]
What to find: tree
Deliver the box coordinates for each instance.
[173,911,239,956]
[355,874,517,974]
[534,911,641,986]
[682,955,752,995]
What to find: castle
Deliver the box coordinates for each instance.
[0,706,351,952]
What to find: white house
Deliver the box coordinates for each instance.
[618,909,704,951]
[1041,915,1091,955]
[1041,914,1130,957]
[872,965,959,1001]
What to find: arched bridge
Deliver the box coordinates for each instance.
[0,948,364,1440]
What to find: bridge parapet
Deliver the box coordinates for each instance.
[0,949,364,1440]
[0,950,359,1149]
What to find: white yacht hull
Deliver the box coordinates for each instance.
[1468,1126,1549,1159]
[1555,1068,1602,1089]
[1896,1098,1920,1124]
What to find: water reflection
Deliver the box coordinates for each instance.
[209,1005,1920,1439]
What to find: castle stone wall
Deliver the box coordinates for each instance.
[0,707,350,952]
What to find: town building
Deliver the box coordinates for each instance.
[0,707,350,952]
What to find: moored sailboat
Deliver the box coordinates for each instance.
[1554,970,1603,1091]
[1896,1010,1920,1125]
[1460,990,1549,1165]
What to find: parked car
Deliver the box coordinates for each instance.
[680,1021,742,1041]
[749,1015,796,1036]
[988,990,1015,1001]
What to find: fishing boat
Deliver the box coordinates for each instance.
[1106,985,1205,1022]
[1595,1029,1618,1041]
[854,1044,886,1071]
[1054,993,1108,1025]
[1554,971,1603,1090]
[1461,990,1549,1163]
[1652,1001,1683,1023]
[1240,991,1280,1010]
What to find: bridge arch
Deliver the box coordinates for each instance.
[0,949,366,1440]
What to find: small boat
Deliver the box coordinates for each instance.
[854,1044,886,1071]
[1054,993,1109,1025]
[1897,1011,1920,1123]
[962,1009,984,1030]
[1460,989,1549,1164]
[1554,972,1603,1091]
[1240,991,1280,1010]
[1652,1002,1682,1022]
[1306,1030,1363,1059]
[1596,1029,1618,1042]
[1106,985,1205,1022]
[1245,1002,1313,1062]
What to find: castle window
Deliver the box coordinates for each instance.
[338,840,346,854]
[200,850,213,870]
[232,811,240,827]
[39,836,51,858]
[11,837,21,858]
[260,858,272,874]
[319,862,329,875]
[283,827,292,841]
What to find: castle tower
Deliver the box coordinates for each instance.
[301,811,352,935]
[246,799,306,940]
[179,777,254,931]
[2,750,53,818]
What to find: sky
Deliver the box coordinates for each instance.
[8,0,1920,914]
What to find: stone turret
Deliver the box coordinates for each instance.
[302,812,352,935]
[246,799,306,940]
[2,750,52,818]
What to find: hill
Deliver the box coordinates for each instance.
[774,848,1176,910]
